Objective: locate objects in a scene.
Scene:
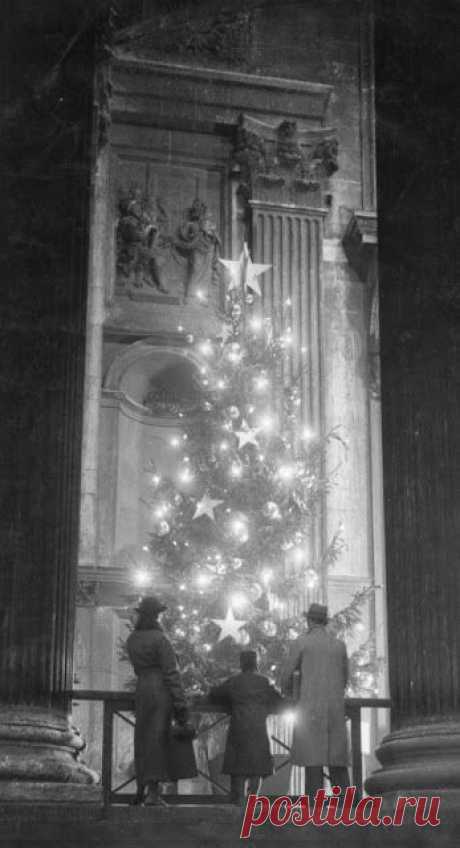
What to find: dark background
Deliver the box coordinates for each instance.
[0,0,459,723]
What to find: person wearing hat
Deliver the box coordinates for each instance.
[126,595,196,805]
[281,603,350,800]
[208,649,285,804]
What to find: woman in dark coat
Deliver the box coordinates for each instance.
[209,650,284,804]
[126,595,196,805]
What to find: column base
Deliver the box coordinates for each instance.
[366,721,460,795]
[0,705,99,790]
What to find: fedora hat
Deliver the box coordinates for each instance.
[304,602,328,624]
[135,595,167,616]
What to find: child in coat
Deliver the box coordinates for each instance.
[209,650,284,804]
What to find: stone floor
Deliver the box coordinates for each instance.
[0,803,454,848]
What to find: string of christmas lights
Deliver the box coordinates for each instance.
[124,244,379,696]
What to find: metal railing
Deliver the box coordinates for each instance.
[69,690,390,807]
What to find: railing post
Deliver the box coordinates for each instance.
[348,704,363,798]
[102,699,114,809]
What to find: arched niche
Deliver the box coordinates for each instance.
[98,342,204,570]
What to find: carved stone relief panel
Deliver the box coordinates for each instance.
[114,157,224,307]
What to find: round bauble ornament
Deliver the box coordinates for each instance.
[261,618,277,637]
[238,628,251,646]
[263,501,281,521]
[228,405,240,420]
[231,557,243,570]
[288,627,300,640]
[202,401,213,412]
[156,520,170,536]
[231,303,242,320]
[185,333,194,344]
[245,293,254,305]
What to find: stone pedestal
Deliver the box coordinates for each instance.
[0,706,99,802]
[366,722,460,797]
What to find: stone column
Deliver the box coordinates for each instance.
[0,13,104,801]
[365,2,460,834]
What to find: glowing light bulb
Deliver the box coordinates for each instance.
[231,591,248,611]
[179,583,186,591]
[152,474,161,486]
[219,440,229,452]
[199,340,213,357]
[292,547,304,564]
[278,463,295,482]
[203,643,212,652]
[283,710,297,725]
[133,569,151,588]
[230,462,243,479]
[217,379,226,390]
[305,568,319,589]
[142,545,149,552]
[177,325,184,333]
[261,568,273,586]
[250,316,263,332]
[301,427,314,441]
[178,467,194,484]
[258,414,274,432]
[254,375,269,392]
[196,573,211,589]
[284,298,292,307]
[196,289,205,301]
[154,503,170,519]
[170,436,180,448]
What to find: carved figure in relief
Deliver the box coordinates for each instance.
[173,198,222,302]
[116,185,170,292]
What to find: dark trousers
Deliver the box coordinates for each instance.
[230,775,262,804]
[304,765,349,799]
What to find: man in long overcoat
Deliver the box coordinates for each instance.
[209,650,284,804]
[281,603,349,799]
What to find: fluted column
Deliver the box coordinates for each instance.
[0,10,103,800]
[365,3,460,838]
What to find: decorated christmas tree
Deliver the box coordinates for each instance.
[126,245,378,696]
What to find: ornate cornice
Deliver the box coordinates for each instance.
[111,54,332,126]
[343,210,378,282]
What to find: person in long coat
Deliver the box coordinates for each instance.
[126,595,197,805]
[281,603,349,799]
[209,650,285,804]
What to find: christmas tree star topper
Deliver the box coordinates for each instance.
[219,243,271,297]
[212,605,248,642]
[193,492,224,520]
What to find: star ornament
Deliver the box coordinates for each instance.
[212,606,248,642]
[193,492,224,521]
[235,421,259,450]
[219,243,271,297]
